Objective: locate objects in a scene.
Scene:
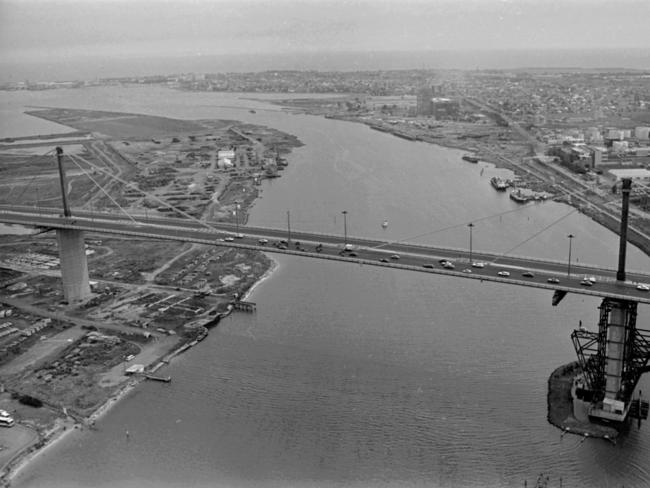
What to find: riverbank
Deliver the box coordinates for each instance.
[273,99,650,258]
[1,307,233,486]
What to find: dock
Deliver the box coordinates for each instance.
[231,300,256,312]
[144,374,172,383]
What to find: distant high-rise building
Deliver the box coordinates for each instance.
[634,126,650,140]
[416,86,433,116]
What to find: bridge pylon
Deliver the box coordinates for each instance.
[56,228,91,303]
[54,147,91,303]
[572,298,650,424]
[569,178,650,426]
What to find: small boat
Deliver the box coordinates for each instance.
[382,220,389,229]
[0,415,15,427]
[509,189,529,203]
[490,177,508,191]
[249,110,256,114]
[462,155,479,163]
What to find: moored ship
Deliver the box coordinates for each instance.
[509,189,528,203]
[490,176,508,191]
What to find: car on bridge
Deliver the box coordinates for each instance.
[547,277,560,284]
[637,283,650,292]
[580,279,594,287]
[390,254,400,260]
[422,264,435,269]
[442,261,455,269]
[522,271,535,278]
[497,270,510,277]
[258,238,269,245]
[471,262,485,268]
[224,236,234,242]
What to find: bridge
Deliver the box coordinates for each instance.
[1,206,650,305]
[1,146,649,432]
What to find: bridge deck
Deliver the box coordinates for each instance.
[1,208,649,304]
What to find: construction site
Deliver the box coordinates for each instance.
[0,108,300,473]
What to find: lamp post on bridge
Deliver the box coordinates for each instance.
[567,234,574,277]
[468,222,474,265]
[234,201,241,234]
[341,210,348,246]
[287,210,291,245]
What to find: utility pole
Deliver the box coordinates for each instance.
[56,147,71,217]
[235,201,240,234]
[567,234,574,277]
[468,222,474,264]
[287,210,291,245]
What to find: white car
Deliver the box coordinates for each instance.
[224,236,234,242]
[258,238,269,244]
[442,261,455,269]
[235,233,244,239]
[471,262,485,268]
[497,270,510,277]
[637,283,650,292]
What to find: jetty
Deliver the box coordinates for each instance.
[144,374,171,383]
[231,300,256,312]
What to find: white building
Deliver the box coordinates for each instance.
[634,126,650,140]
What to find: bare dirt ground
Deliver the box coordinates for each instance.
[0,107,301,478]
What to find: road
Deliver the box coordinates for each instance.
[2,208,650,304]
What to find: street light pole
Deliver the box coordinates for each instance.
[342,210,348,246]
[567,234,574,277]
[235,202,240,234]
[287,210,291,245]
[468,222,474,264]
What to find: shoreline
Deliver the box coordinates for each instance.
[241,254,279,302]
[2,250,280,488]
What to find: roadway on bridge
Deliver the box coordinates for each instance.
[1,208,649,304]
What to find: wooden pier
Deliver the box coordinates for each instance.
[231,300,256,312]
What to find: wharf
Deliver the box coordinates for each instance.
[231,300,256,312]
[144,374,171,383]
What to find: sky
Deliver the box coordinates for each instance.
[1,0,650,76]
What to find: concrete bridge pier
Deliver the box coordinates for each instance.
[56,228,91,303]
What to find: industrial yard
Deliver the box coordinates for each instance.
[0,108,299,478]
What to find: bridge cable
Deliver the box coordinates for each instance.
[13,148,57,205]
[66,152,227,235]
[488,207,578,265]
[367,204,549,250]
[67,153,140,224]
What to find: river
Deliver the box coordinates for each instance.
[2,86,650,487]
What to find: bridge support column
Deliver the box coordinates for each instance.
[56,228,91,303]
[577,298,650,424]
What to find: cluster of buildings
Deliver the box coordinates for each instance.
[546,125,650,173]
[460,71,649,126]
